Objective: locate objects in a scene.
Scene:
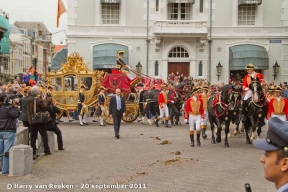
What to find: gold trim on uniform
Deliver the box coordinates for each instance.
[189,100,201,115]
[200,93,208,111]
[273,98,285,114]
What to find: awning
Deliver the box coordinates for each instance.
[101,0,121,3]
[93,44,128,69]
[0,15,10,54]
[168,0,195,3]
[238,0,262,5]
[229,44,269,70]
[51,48,68,70]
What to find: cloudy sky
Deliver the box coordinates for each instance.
[1,0,68,45]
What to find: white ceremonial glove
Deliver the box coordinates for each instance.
[171,100,174,103]
[184,119,188,123]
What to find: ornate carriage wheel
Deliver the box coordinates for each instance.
[122,103,139,123]
[56,109,65,120]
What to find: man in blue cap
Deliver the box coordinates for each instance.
[253,117,288,192]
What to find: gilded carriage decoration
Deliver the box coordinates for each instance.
[47,52,139,124]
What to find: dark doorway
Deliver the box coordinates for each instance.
[230,70,262,83]
[168,62,190,77]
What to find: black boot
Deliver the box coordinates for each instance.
[197,133,201,146]
[202,128,207,139]
[241,100,247,122]
[190,134,194,147]
[155,118,160,127]
[165,120,171,128]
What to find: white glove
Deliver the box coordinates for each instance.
[128,66,132,69]
[184,119,188,123]
[171,100,174,103]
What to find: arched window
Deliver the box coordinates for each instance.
[198,61,203,76]
[168,46,189,58]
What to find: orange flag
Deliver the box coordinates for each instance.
[56,0,66,27]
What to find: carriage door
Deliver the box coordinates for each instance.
[168,46,190,77]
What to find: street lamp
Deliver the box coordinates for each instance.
[273,61,280,80]
[216,61,223,80]
[136,61,142,73]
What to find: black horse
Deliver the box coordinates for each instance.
[243,77,268,144]
[222,83,243,147]
[139,80,190,127]
[207,84,232,146]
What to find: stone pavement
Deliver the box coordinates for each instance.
[0,117,275,192]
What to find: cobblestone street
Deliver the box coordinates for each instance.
[0,117,274,192]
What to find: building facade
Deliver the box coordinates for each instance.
[14,21,53,81]
[67,0,288,84]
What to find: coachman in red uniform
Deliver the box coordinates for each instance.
[241,63,265,121]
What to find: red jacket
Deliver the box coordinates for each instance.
[185,97,204,119]
[158,91,168,108]
[242,72,264,90]
[267,97,288,120]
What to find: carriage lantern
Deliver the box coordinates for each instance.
[273,61,280,80]
[216,61,223,80]
[136,61,142,73]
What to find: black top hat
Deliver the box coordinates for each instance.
[253,117,288,151]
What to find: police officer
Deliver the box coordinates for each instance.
[97,86,106,126]
[116,50,133,80]
[253,117,288,192]
[78,84,88,126]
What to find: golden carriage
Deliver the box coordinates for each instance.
[46,52,139,125]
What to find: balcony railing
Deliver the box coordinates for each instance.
[154,20,208,35]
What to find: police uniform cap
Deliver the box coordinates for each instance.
[246,63,254,70]
[253,117,288,152]
[80,84,87,89]
[117,50,126,54]
[275,86,282,92]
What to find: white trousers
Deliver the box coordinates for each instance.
[244,90,252,100]
[271,114,286,121]
[159,104,169,118]
[201,110,208,127]
[189,114,201,131]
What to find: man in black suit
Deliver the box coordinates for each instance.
[109,89,126,139]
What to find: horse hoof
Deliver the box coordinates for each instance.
[216,138,221,143]
[202,135,207,139]
[233,132,238,136]
[246,140,251,144]
[224,143,230,147]
[211,139,216,144]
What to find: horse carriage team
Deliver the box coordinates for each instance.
[42,50,288,148]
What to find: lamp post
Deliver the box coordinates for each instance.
[273,61,280,80]
[216,61,223,80]
[136,61,142,74]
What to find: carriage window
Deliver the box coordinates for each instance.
[80,77,93,90]
[52,77,62,92]
[64,75,78,91]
